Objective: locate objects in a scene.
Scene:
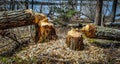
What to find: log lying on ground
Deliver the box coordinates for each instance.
[0,9,35,29]
[67,23,83,28]
[105,22,120,27]
[66,29,84,50]
[81,24,120,41]
[88,38,120,48]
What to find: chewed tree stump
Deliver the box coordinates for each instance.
[66,29,84,50]
[36,18,57,43]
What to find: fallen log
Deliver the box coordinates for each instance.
[0,9,35,29]
[81,24,120,41]
[66,29,84,50]
[105,22,120,27]
[67,23,83,28]
[88,38,120,48]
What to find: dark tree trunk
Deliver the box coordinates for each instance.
[11,0,15,10]
[40,3,43,13]
[31,0,34,10]
[94,0,103,26]
[110,0,118,23]
[25,0,29,9]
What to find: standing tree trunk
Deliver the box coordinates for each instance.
[11,0,15,10]
[66,29,84,50]
[25,0,29,9]
[94,0,103,26]
[40,3,43,13]
[110,0,118,23]
[31,0,34,10]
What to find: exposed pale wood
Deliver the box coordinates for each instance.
[82,24,120,41]
[66,29,84,50]
[37,18,57,43]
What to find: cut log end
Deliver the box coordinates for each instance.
[81,24,96,38]
[66,29,84,51]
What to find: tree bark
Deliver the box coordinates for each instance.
[82,24,120,41]
[0,9,35,29]
[66,29,84,50]
[11,0,15,10]
[110,0,118,23]
[25,0,29,9]
[31,0,34,10]
[94,0,103,26]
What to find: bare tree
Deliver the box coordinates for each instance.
[10,0,15,10]
[31,0,34,10]
[94,0,103,26]
[25,0,29,9]
[110,0,118,23]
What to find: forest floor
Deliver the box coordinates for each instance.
[0,27,120,64]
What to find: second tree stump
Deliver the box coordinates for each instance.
[66,29,84,50]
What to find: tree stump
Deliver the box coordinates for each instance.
[36,18,57,43]
[81,24,120,41]
[66,29,84,50]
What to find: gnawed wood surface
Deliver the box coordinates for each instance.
[82,24,120,41]
[36,18,57,42]
[66,29,84,50]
